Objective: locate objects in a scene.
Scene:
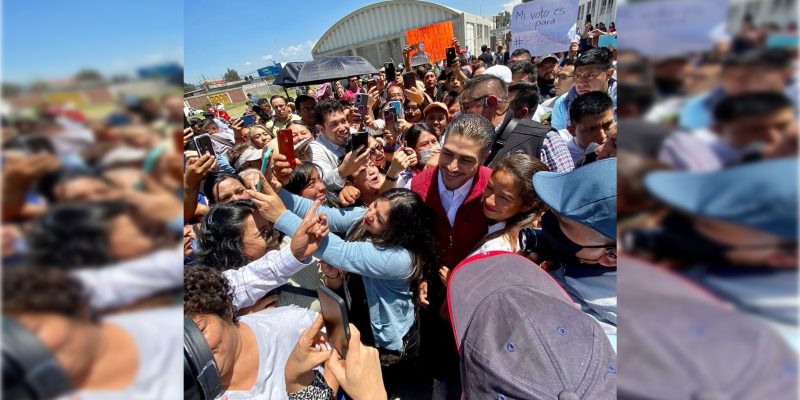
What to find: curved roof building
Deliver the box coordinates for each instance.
[312,0,494,67]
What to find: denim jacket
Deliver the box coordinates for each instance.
[274,190,415,351]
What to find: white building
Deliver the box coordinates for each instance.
[312,0,494,66]
[578,0,618,27]
[726,0,797,32]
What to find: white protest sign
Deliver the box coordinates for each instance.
[510,0,580,57]
[617,0,730,58]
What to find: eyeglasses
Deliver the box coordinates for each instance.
[458,95,508,110]
[578,244,617,261]
[556,74,575,80]
[574,70,606,81]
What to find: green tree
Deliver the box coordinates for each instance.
[2,83,22,98]
[223,68,241,82]
[497,10,511,27]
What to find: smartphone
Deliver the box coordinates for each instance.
[294,137,312,153]
[446,47,457,67]
[347,131,369,156]
[193,133,215,156]
[383,108,397,126]
[402,71,416,90]
[366,78,377,91]
[598,35,617,48]
[240,114,256,127]
[384,62,396,83]
[256,147,273,192]
[277,129,296,168]
[388,100,404,120]
[318,285,351,359]
[355,93,369,120]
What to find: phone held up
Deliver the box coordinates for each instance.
[402,71,416,90]
[446,47,456,67]
[318,285,351,359]
[384,62,396,83]
[277,129,297,168]
[193,133,215,156]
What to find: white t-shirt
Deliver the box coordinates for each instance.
[60,307,183,399]
[222,306,318,400]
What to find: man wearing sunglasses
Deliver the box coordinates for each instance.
[550,47,617,130]
[530,157,617,349]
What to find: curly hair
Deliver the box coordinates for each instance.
[3,267,88,318]
[195,200,256,270]
[345,189,440,306]
[184,266,236,322]
[26,201,130,268]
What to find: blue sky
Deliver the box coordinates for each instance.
[184,0,519,84]
[3,0,183,85]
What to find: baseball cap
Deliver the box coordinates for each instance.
[540,53,559,63]
[532,158,617,240]
[483,65,512,83]
[645,157,798,240]
[448,252,616,399]
[423,102,449,118]
[618,255,798,398]
[234,147,263,169]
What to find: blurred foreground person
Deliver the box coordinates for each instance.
[2,267,181,399]
[624,158,798,348]
[449,252,616,399]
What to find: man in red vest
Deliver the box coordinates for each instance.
[406,113,494,400]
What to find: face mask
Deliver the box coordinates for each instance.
[419,144,440,164]
[622,211,732,265]
[539,211,583,264]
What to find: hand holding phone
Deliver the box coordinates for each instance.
[277,129,296,168]
[383,108,397,127]
[193,133,215,156]
[318,285,351,359]
[402,72,416,90]
[347,131,369,156]
[446,47,456,67]
[384,62,396,83]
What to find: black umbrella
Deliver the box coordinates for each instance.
[272,62,305,87]
[294,56,379,86]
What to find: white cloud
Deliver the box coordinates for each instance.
[244,61,252,65]
[502,0,521,12]
[262,54,274,60]
[279,40,316,61]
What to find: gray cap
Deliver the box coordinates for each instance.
[618,255,799,399]
[449,252,616,399]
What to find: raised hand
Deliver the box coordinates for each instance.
[325,324,387,400]
[284,315,331,394]
[184,154,217,188]
[245,174,288,223]
[338,184,361,207]
[288,199,329,261]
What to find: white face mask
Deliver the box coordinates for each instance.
[419,143,441,164]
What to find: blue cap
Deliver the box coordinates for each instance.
[533,158,617,240]
[645,158,798,240]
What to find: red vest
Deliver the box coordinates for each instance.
[410,167,493,268]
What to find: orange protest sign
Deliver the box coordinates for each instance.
[405,21,454,64]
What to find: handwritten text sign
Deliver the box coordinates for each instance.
[405,21,454,64]
[617,0,729,57]
[510,0,580,57]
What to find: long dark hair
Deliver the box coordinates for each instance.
[479,154,549,252]
[345,189,438,305]
[283,162,341,208]
[26,201,130,268]
[405,122,436,149]
[195,200,256,270]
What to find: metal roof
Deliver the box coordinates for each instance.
[312,0,463,55]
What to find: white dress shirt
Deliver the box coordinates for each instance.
[437,172,474,227]
[309,134,347,191]
[223,246,312,309]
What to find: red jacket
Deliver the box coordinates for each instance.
[410,167,493,269]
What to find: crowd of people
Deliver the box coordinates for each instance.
[613,13,799,398]
[183,17,620,399]
[2,93,185,397]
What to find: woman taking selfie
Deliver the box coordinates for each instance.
[471,153,549,255]
[248,175,437,365]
